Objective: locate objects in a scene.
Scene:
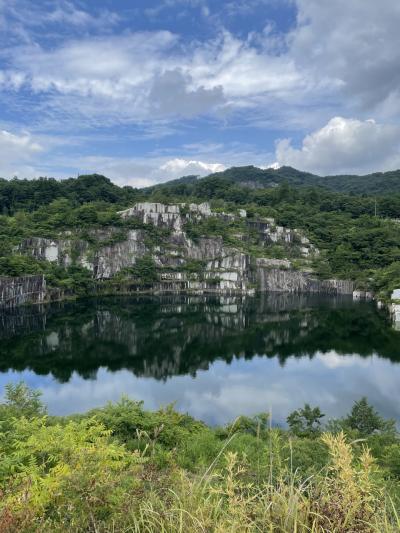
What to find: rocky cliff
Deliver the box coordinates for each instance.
[0,275,47,309]
[2,202,353,307]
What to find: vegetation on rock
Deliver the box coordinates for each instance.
[0,167,399,298]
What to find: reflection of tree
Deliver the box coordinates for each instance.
[0,295,399,383]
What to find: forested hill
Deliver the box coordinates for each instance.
[2,165,400,216]
[0,174,139,215]
[211,166,400,195]
[1,165,400,299]
[146,165,400,196]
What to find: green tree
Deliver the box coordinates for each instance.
[287,404,325,437]
[344,397,394,436]
[0,381,46,419]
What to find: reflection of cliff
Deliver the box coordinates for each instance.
[0,295,399,382]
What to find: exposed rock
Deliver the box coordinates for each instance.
[256,258,291,269]
[2,202,354,306]
[391,303,400,331]
[0,275,47,308]
[17,236,89,269]
[256,267,353,294]
[118,202,211,232]
[353,290,373,300]
[94,230,147,279]
[391,289,400,299]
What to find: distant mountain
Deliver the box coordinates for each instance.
[207,166,318,189]
[147,166,400,196]
[313,170,400,195]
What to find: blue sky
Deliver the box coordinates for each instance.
[1,0,400,185]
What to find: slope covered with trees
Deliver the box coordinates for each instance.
[0,169,400,299]
[145,165,400,196]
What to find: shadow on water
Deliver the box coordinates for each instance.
[0,294,399,383]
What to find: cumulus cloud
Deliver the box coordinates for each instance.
[0,129,43,178]
[190,31,304,100]
[275,117,400,175]
[0,27,305,125]
[70,156,225,187]
[11,1,400,129]
[2,1,400,181]
[1,0,399,129]
[159,158,225,176]
[291,0,400,114]
[149,70,224,118]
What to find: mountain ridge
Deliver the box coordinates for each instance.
[146,165,400,196]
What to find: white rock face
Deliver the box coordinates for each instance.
[0,275,47,308]
[391,303,400,330]
[189,203,212,216]
[8,201,355,300]
[353,291,364,300]
[95,230,147,279]
[256,258,291,269]
[391,289,400,300]
[353,291,373,300]
[118,202,212,233]
[44,242,59,262]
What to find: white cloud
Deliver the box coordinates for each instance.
[11,1,399,129]
[13,32,178,98]
[190,31,305,100]
[149,70,224,118]
[0,28,306,125]
[0,129,43,178]
[1,1,400,180]
[0,129,42,152]
[0,0,399,131]
[68,156,225,187]
[159,158,225,176]
[0,0,119,31]
[291,0,400,114]
[275,117,400,175]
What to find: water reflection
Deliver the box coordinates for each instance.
[0,294,400,424]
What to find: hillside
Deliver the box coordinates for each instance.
[146,165,400,196]
[3,166,400,218]
[206,166,400,195]
[0,170,400,304]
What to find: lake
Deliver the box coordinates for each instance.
[1,294,400,426]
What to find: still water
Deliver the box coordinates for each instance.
[1,294,400,426]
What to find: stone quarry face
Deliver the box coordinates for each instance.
[391,289,400,300]
[3,202,353,307]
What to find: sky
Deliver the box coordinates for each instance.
[1,0,400,186]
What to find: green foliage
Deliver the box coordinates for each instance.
[0,255,46,276]
[182,259,206,274]
[1,172,400,297]
[0,174,139,215]
[0,383,398,531]
[1,381,46,418]
[129,255,158,284]
[226,412,270,437]
[344,397,396,436]
[287,403,325,437]
[88,396,205,451]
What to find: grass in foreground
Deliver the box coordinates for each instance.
[0,383,399,532]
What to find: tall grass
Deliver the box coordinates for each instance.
[6,431,396,533]
[0,387,398,532]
